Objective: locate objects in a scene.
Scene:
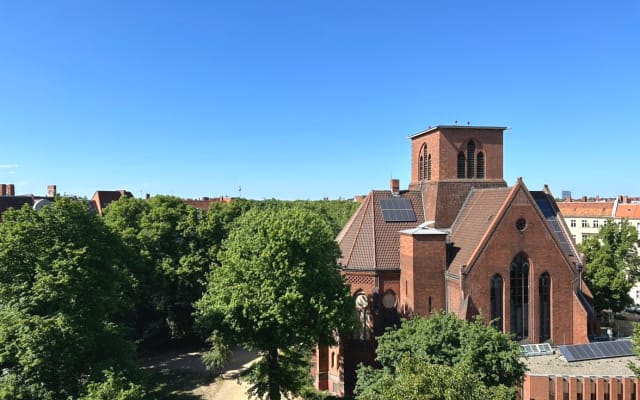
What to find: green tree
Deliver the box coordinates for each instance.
[356,355,514,400]
[580,218,640,313]
[0,198,139,399]
[356,312,525,399]
[195,206,354,400]
[104,195,221,340]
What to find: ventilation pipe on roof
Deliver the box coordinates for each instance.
[390,179,400,195]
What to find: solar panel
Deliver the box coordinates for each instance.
[533,194,574,257]
[521,343,553,357]
[380,198,417,222]
[559,340,634,362]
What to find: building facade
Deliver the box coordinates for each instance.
[558,197,640,305]
[313,125,597,396]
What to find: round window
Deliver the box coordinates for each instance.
[516,218,527,232]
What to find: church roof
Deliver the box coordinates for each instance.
[337,190,424,270]
[448,187,512,271]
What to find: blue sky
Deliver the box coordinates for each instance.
[1,1,638,200]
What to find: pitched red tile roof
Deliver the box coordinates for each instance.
[615,203,640,219]
[91,190,133,215]
[337,190,424,270]
[448,187,511,272]
[557,202,614,218]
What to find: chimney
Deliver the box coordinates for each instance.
[0,184,6,196]
[581,196,587,202]
[623,196,629,204]
[7,184,15,196]
[390,179,400,194]
[145,193,150,200]
[596,195,600,202]
[47,185,57,198]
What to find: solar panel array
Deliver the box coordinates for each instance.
[521,343,553,357]
[559,340,634,362]
[380,198,417,222]
[533,194,574,257]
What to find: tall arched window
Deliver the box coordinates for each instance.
[422,145,428,180]
[490,274,503,331]
[510,254,529,340]
[477,152,485,179]
[466,141,476,178]
[427,154,432,180]
[539,272,551,342]
[418,144,425,180]
[457,152,465,179]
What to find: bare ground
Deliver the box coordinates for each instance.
[141,345,259,400]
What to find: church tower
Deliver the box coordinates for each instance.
[408,125,508,227]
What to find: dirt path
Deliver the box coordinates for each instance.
[142,346,259,400]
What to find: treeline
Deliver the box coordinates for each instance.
[0,196,360,399]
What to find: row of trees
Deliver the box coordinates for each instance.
[0,196,360,399]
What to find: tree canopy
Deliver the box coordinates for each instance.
[0,198,141,399]
[355,312,525,399]
[195,205,354,400]
[580,218,640,312]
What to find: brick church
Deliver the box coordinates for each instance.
[312,125,598,396]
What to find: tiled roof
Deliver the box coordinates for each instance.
[91,190,133,215]
[448,187,511,272]
[615,203,640,219]
[337,190,424,270]
[0,196,35,217]
[557,202,614,218]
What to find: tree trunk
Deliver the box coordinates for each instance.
[267,347,280,400]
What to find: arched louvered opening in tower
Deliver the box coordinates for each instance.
[422,145,428,180]
[477,152,485,179]
[427,154,432,180]
[466,140,475,178]
[457,152,465,179]
[418,144,427,181]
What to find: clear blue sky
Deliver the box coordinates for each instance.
[1,1,638,200]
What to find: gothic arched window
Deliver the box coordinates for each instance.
[457,152,465,179]
[539,272,551,342]
[477,152,485,179]
[490,274,503,331]
[466,140,476,178]
[427,154,432,180]
[510,254,529,340]
[418,144,427,181]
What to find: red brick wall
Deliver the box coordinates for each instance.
[410,127,504,184]
[462,189,584,344]
[400,232,447,317]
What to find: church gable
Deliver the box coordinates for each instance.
[458,180,580,277]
